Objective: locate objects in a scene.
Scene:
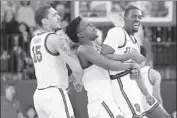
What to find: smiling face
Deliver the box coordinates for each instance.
[124,9,142,33]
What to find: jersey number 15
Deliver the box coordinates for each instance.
[32,45,42,63]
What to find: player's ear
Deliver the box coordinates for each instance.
[41,18,48,25]
[77,33,82,38]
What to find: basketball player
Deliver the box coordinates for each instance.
[101,5,171,118]
[30,5,77,118]
[65,16,152,118]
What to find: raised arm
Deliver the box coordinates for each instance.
[78,45,134,71]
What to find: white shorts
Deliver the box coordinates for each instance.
[86,83,123,118]
[33,86,75,118]
[110,70,159,118]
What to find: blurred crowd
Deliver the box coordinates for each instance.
[1,84,38,118]
[0,1,71,81]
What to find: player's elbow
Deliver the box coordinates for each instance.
[150,69,162,84]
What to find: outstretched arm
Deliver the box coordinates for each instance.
[101,44,146,64]
[78,45,134,71]
[101,44,133,62]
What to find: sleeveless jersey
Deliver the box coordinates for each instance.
[30,32,69,89]
[110,27,140,76]
[77,45,111,91]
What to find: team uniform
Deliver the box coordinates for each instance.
[77,46,123,118]
[103,27,159,118]
[30,31,75,118]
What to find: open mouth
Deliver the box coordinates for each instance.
[133,25,139,29]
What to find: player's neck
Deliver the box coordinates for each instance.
[80,38,93,46]
[124,26,135,36]
[40,26,55,33]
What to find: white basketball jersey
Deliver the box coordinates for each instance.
[30,32,69,89]
[77,46,111,91]
[110,28,140,75]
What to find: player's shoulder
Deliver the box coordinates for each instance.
[108,26,124,34]
[46,33,60,43]
[77,45,94,55]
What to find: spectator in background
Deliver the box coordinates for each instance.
[1,84,24,118]
[1,1,17,15]
[55,3,71,28]
[1,9,20,52]
[18,22,31,56]
[1,1,6,23]
[2,9,20,35]
[16,1,35,32]
[24,105,38,118]
[1,9,20,74]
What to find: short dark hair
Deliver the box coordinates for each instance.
[34,5,51,27]
[124,5,141,17]
[65,16,82,43]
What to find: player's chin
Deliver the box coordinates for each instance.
[133,28,139,32]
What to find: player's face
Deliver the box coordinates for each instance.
[125,9,142,33]
[46,8,62,30]
[77,20,98,42]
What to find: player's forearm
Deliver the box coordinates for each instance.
[153,83,163,104]
[105,53,132,62]
[135,75,150,96]
[108,61,133,71]
[72,70,83,81]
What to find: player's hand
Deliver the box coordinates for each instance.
[145,94,156,106]
[130,69,139,80]
[130,49,146,64]
[130,64,141,80]
[73,79,83,92]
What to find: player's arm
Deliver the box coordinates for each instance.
[101,27,133,62]
[101,44,135,62]
[131,69,151,96]
[131,68,155,104]
[47,34,83,92]
[46,33,81,79]
[78,45,134,71]
[149,69,163,104]
[101,28,145,64]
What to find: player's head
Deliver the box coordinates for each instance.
[124,5,142,33]
[65,16,98,43]
[34,4,62,31]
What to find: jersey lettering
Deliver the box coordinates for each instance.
[124,47,131,53]
[32,45,42,63]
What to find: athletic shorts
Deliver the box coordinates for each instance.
[33,86,75,118]
[110,70,159,118]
